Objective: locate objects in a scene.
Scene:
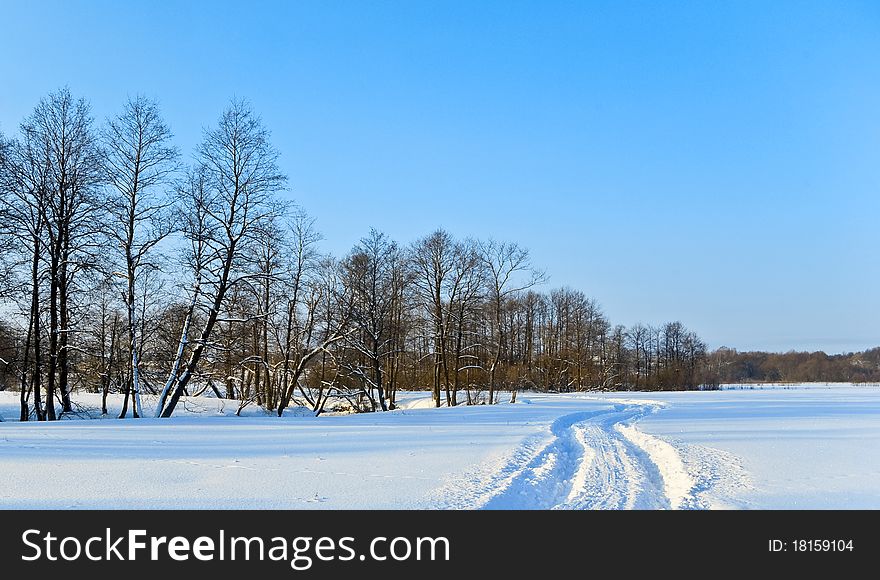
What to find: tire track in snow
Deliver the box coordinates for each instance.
[428,399,734,510]
[563,415,666,509]
[481,409,618,509]
[484,403,678,509]
[615,422,694,509]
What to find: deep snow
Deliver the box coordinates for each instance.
[0,384,877,509]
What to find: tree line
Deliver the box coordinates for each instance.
[705,347,880,385]
[2,88,836,422]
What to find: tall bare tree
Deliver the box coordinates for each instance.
[447,240,484,405]
[245,216,286,410]
[156,100,285,417]
[27,89,102,419]
[341,229,407,411]
[270,211,323,412]
[411,229,457,407]
[103,96,179,418]
[0,128,50,421]
[480,240,544,404]
[298,256,356,416]
[276,255,354,417]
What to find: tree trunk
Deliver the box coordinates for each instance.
[58,239,72,414]
[488,364,496,405]
[433,316,443,408]
[225,324,235,399]
[374,345,387,412]
[19,305,33,422]
[126,259,142,418]
[154,278,199,416]
[102,312,118,416]
[452,312,465,407]
[488,298,503,405]
[441,349,452,407]
[252,323,260,402]
[279,302,295,412]
[261,274,270,405]
[118,383,130,419]
[46,249,59,421]
[433,350,442,407]
[31,239,43,421]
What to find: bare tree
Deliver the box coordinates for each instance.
[270,212,324,413]
[96,283,122,415]
[627,323,649,390]
[154,168,209,415]
[447,239,483,406]
[302,256,355,416]
[103,96,179,418]
[19,89,103,419]
[0,128,49,421]
[480,240,544,404]
[341,229,407,411]
[243,216,287,411]
[156,100,285,417]
[410,229,456,407]
[276,257,353,417]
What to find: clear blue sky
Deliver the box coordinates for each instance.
[2,0,878,353]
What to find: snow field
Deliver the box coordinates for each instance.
[1,384,878,509]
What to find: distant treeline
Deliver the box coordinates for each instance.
[704,347,880,385]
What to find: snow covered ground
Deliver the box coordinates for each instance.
[615,386,880,509]
[0,384,877,509]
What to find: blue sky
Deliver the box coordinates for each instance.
[1,0,879,353]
